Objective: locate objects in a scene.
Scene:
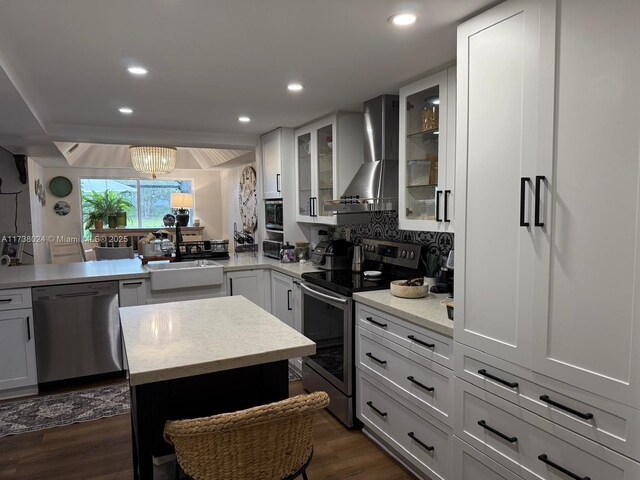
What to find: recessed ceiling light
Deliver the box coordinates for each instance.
[287,83,304,92]
[389,13,417,26]
[118,107,134,114]
[127,66,148,76]
[238,116,251,123]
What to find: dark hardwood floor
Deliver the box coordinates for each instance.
[0,381,416,479]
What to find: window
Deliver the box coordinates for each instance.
[80,178,194,237]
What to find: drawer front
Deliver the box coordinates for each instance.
[358,326,453,426]
[455,342,640,459]
[0,288,32,311]
[455,378,640,480]
[357,371,452,480]
[453,437,524,480]
[356,303,453,369]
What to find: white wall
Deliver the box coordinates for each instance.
[32,164,223,262]
[27,157,46,264]
[0,149,34,264]
[218,153,256,251]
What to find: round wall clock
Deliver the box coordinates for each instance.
[239,166,257,231]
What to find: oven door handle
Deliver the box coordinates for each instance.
[298,282,349,305]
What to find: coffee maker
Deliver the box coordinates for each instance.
[431,250,454,297]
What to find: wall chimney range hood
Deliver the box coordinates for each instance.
[324,94,399,214]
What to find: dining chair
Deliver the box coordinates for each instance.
[94,246,134,260]
[49,242,84,264]
[164,391,329,480]
[81,241,99,261]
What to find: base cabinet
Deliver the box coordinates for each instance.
[270,271,294,328]
[453,437,524,480]
[118,279,147,307]
[226,270,266,309]
[0,288,37,398]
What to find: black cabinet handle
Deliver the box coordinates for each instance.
[276,173,281,193]
[520,177,531,227]
[0,298,12,303]
[539,395,593,420]
[366,401,387,417]
[407,376,434,392]
[122,281,143,287]
[366,352,387,365]
[477,369,519,389]
[535,175,545,227]
[444,190,451,222]
[478,420,517,443]
[229,278,233,296]
[435,191,442,222]
[366,316,387,329]
[407,432,434,451]
[407,335,434,349]
[287,289,292,310]
[538,454,590,480]
[26,316,31,341]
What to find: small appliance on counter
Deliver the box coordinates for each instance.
[351,245,363,273]
[310,239,352,270]
[430,249,454,297]
[263,239,282,259]
[280,242,296,263]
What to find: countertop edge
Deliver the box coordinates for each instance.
[353,292,454,338]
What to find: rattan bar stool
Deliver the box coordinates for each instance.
[164,391,330,480]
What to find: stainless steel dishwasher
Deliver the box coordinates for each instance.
[32,281,122,384]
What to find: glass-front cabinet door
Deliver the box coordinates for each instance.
[296,131,313,219]
[315,123,335,221]
[399,67,456,232]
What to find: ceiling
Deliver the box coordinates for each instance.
[0,0,496,158]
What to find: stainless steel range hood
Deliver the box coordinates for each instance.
[324,94,399,214]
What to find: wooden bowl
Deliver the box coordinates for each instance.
[390,280,429,299]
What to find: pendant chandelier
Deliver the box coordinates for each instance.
[129,146,177,179]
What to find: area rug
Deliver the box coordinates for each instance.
[0,368,302,437]
[0,383,129,438]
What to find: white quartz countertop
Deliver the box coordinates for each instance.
[215,254,320,278]
[0,255,320,289]
[353,290,453,337]
[120,296,316,386]
[0,258,148,288]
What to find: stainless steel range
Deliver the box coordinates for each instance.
[299,238,425,427]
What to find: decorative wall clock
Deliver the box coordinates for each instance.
[239,166,257,231]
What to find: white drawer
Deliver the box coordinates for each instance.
[455,378,640,480]
[357,326,453,426]
[357,371,452,480]
[453,437,525,480]
[356,303,453,369]
[0,288,32,311]
[455,342,640,460]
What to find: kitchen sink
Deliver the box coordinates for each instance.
[145,260,224,291]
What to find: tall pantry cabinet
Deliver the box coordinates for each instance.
[455,0,640,411]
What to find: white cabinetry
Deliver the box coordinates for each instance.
[399,67,456,232]
[294,113,362,224]
[270,271,294,329]
[118,279,147,307]
[456,0,640,408]
[0,288,37,398]
[261,128,285,199]
[226,270,266,309]
[355,303,453,479]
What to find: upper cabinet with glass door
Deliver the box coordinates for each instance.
[295,113,362,224]
[399,67,456,232]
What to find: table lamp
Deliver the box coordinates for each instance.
[171,193,193,227]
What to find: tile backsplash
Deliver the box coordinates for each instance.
[329,211,453,257]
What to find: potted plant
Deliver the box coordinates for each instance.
[83,189,134,231]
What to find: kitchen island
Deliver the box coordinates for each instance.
[120,295,316,480]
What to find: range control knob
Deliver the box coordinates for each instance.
[401,250,407,258]
[409,251,416,260]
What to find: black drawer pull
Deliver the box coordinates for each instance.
[365,316,387,329]
[539,395,593,420]
[538,454,590,480]
[26,316,31,341]
[443,190,451,222]
[407,335,434,349]
[366,352,387,365]
[122,281,143,287]
[0,298,12,303]
[477,420,517,443]
[520,177,531,227]
[407,432,434,451]
[435,190,442,222]
[407,376,434,392]
[477,369,519,389]
[366,401,387,417]
[535,175,546,227]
